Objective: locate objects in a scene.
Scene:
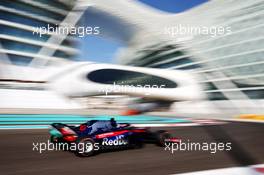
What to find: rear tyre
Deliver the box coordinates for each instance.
[50,136,59,143]
[155,130,171,147]
[75,138,96,157]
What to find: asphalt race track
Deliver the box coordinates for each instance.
[0,122,263,175]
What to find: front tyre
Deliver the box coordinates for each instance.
[155,130,171,147]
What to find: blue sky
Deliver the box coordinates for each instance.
[77,0,208,63]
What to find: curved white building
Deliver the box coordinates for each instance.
[79,0,264,113]
[1,0,263,114]
[48,62,204,101]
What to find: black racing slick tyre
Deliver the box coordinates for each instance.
[155,130,171,147]
[50,136,59,143]
[75,138,96,157]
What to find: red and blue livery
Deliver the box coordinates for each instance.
[49,118,179,157]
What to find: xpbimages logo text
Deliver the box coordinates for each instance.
[163,24,232,38]
[98,81,167,96]
[32,140,99,154]
[33,24,100,37]
[32,136,128,154]
[164,140,232,154]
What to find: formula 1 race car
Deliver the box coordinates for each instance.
[49,118,179,157]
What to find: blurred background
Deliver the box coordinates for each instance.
[0,0,264,117]
[0,1,264,175]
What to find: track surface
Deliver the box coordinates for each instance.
[0,122,263,175]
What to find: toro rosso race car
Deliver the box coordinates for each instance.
[49,118,179,157]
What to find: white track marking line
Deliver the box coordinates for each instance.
[172,164,264,175]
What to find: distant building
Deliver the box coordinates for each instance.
[84,0,264,113]
[0,0,84,109]
[0,0,263,113]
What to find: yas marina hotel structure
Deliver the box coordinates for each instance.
[0,0,264,114]
[0,0,79,68]
[88,0,264,114]
[0,0,86,110]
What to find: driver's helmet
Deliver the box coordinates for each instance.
[110,118,117,127]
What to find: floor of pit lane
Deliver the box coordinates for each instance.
[0,122,263,175]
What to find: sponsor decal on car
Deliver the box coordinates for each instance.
[102,135,128,146]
